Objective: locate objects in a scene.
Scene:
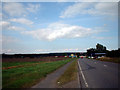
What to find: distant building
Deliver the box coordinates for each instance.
[95,53,106,57]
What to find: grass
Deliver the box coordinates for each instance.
[2,61,45,70]
[2,58,73,88]
[2,61,44,68]
[96,57,120,63]
[56,58,78,86]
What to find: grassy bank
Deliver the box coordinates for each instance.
[96,57,120,63]
[57,59,78,86]
[2,61,45,70]
[2,58,73,88]
[2,61,44,67]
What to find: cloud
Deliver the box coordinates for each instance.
[8,26,25,31]
[60,2,117,18]
[0,21,10,28]
[0,21,10,30]
[22,22,103,41]
[0,13,2,20]
[3,2,40,17]
[3,2,27,16]
[26,4,40,13]
[1,35,31,54]
[2,0,119,2]
[2,35,19,44]
[0,21,25,31]
[10,18,34,25]
[77,0,119,2]
[34,48,84,53]
[56,0,119,2]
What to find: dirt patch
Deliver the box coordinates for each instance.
[2,62,43,70]
[2,57,66,62]
[58,80,79,88]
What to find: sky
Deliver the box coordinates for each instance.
[1,1,118,54]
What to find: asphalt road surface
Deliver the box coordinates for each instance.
[78,58,119,88]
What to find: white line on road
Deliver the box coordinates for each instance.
[104,65,107,67]
[78,60,88,88]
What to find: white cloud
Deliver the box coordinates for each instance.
[2,35,19,44]
[0,21,25,31]
[77,0,119,2]
[10,18,34,25]
[27,4,40,13]
[34,48,85,53]
[0,21,10,28]
[22,22,103,41]
[0,21,10,30]
[60,3,90,18]
[1,0,119,2]
[8,26,25,31]
[3,2,27,16]
[3,2,40,16]
[2,35,31,54]
[60,2,117,18]
[0,13,2,19]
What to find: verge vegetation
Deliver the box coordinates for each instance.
[56,59,78,86]
[2,58,73,88]
[96,57,120,63]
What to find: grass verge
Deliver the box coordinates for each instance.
[96,57,120,63]
[2,61,45,70]
[2,61,44,68]
[2,58,73,88]
[56,59,78,86]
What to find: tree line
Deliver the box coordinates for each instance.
[87,43,120,57]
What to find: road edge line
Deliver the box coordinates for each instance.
[78,59,88,88]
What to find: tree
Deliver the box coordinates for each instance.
[87,48,96,56]
[96,43,106,52]
[106,48,120,57]
[87,43,107,56]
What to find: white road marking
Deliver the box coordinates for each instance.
[78,60,89,88]
[104,65,107,67]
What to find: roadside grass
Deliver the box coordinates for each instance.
[96,57,120,63]
[56,58,78,86]
[2,61,44,68]
[2,58,74,88]
[2,61,45,70]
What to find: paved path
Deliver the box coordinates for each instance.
[32,60,78,88]
[78,58,119,88]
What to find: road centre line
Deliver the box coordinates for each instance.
[78,60,88,88]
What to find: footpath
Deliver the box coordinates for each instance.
[32,60,79,88]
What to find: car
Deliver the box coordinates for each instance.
[80,56,83,59]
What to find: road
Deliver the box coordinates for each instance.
[78,58,119,88]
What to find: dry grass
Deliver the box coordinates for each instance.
[96,57,120,63]
[56,59,78,86]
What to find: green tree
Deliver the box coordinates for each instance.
[96,43,106,52]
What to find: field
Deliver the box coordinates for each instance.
[2,57,73,88]
[2,57,66,62]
